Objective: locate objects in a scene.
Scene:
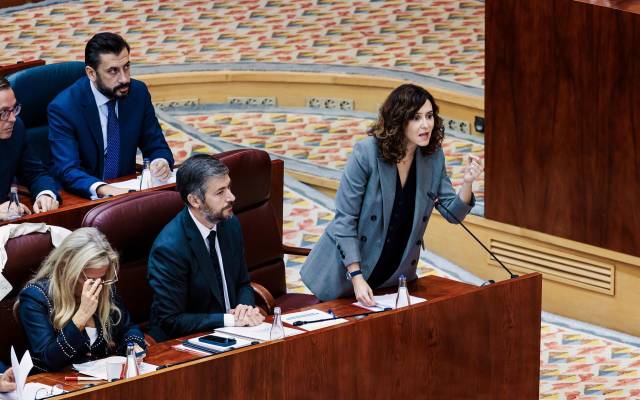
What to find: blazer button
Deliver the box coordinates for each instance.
[360,236,367,242]
[422,216,427,222]
[411,259,416,266]
[416,240,421,246]
[371,215,377,221]
[337,244,342,250]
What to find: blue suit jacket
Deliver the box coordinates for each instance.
[18,280,146,372]
[0,361,5,373]
[0,118,59,202]
[147,207,255,341]
[301,136,474,301]
[47,76,174,198]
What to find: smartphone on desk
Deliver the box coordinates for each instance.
[198,335,237,347]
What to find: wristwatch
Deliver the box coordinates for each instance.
[346,269,363,280]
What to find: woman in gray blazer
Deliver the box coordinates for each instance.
[300,84,483,303]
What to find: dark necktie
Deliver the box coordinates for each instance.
[207,231,225,302]
[103,99,120,180]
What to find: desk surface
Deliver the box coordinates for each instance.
[27,274,542,399]
[2,176,175,230]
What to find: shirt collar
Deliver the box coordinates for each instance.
[89,80,113,108]
[188,208,217,243]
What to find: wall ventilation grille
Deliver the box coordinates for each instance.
[489,239,615,295]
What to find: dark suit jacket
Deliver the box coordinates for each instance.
[18,280,146,372]
[0,117,58,203]
[147,207,255,341]
[0,361,5,373]
[47,76,174,198]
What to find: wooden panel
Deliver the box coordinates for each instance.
[575,0,640,14]
[485,0,640,256]
[0,60,45,77]
[0,0,46,9]
[28,275,541,399]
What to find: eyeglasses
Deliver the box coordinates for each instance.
[0,103,21,121]
[35,384,64,399]
[81,269,119,286]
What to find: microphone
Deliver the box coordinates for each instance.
[427,192,518,281]
[292,308,392,327]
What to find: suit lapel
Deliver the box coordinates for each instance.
[377,156,396,235]
[182,210,225,309]
[80,78,104,160]
[412,150,435,233]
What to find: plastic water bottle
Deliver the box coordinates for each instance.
[395,275,411,309]
[270,307,285,340]
[140,158,152,190]
[122,343,140,378]
[5,184,23,220]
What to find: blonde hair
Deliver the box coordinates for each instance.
[29,227,121,345]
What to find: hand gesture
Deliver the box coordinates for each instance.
[72,278,102,330]
[0,367,16,393]
[352,275,375,307]
[0,200,31,221]
[231,305,265,327]
[463,154,484,184]
[150,158,171,182]
[33,194,59,213]
[96,185,130,198]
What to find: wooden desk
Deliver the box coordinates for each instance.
[1,177,175,230]
[30,274,542,399]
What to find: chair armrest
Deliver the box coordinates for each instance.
[144,333,157,347]
[283,245,310,257]
[251,282,276,315]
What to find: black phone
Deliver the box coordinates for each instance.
[198,335,237,347]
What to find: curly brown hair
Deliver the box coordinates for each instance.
[368,84,444,163]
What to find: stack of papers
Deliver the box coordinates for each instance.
[0,347,66,400]
[73,356,158,380]
[280,309,348,331]
[353,293,427,311]
[215,322,304,342]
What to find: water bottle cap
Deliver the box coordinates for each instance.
[273,306,281,314]
[399,274,406,279]
[127,342,134,347]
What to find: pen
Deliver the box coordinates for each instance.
[64,376,105,382]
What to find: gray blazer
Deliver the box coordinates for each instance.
[300,136,474,301]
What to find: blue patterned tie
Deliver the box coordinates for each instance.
[103,99,120,180]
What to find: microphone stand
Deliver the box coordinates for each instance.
[427,192,518,280]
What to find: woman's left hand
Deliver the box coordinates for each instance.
[463,154,484,184]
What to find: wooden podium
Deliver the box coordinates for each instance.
[32,274,541,399]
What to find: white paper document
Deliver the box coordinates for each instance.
[72,356,158,380]
[215,322,304,342]
[0,347,65,400]
[0,382,64,400]
[280,309,348,331]
[353,293,427,311]
[109,170,177,191]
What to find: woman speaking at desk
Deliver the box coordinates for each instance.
[17,228,146,372]
[301,84,483,303]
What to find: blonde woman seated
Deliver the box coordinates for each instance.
[17,227,146,372]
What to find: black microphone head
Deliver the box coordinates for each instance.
[427,192,437,201]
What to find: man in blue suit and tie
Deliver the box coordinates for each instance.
[0,77,59,218]
[48,32,174,199]
[147,154,264,341]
